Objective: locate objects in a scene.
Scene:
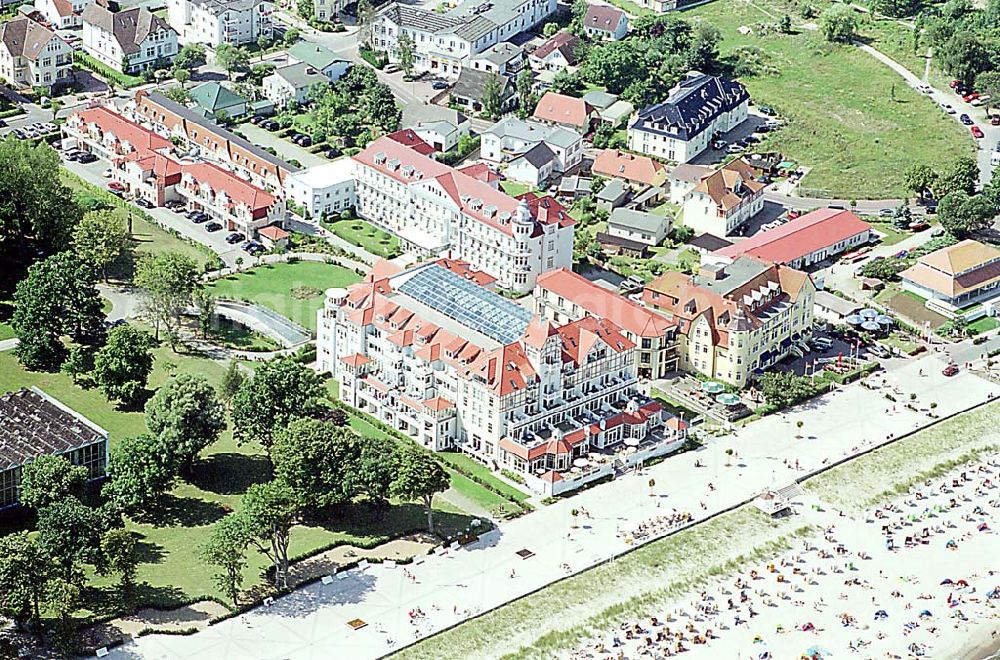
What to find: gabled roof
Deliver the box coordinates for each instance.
[609,208,669,235]
[452,68,514,102]
[81,4,175,55]
[714,208,872,265]
[514,142,556,169]
[189,82,247,113]
[691,158,764,211]
[72,106,174,153]
[258,225,289,241]
[532,91,593,129]
[181,161,276,212]
[632,72,749,142]
[899,239,1000,298]
[269,62,327,90]
[535,268,675,338]
[584,3,625,31]
[287,41,348,72]
[593,149,666,187]
[532,31,581,65]
[0,17,61,60]
[385,128,437,156]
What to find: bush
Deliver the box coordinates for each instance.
[500,469,526,485]
[359,47,388,70]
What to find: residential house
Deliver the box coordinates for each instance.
[283,157,357,218]
[705,208,873,270]
[262,63,327,108]
[595,177,628,211]
[592,149,667,189]
[401,103,469,152]
[450,67,516,114]
[286,41,350,81]
[0,17,72,91]
[468,40,525,76]
[189,81,248,119]
[643,257,816,387]
[529,31,580,70]
[371,0,555,79]
[687,232,732,256]
[582,89,632,126]
[534,267,679,379]
[628,72,749,163]
[681,158,764,238]
[532,91,595,133]
[583,3,627,40]
[33,0,80,29]
[81,4,178,73]
[312,0,347,22]
[352,136,575,294]
[900,239,1000,308]
[318,260,684,495]
[167,0,273,47]
[481,116,583,174]
[506,142,557,186]
[0,388,109,508]
[595,232,648,258]
[667,163,712,204]
[608,208,671,246]
[127,90,298,192]
[258,224,289,250]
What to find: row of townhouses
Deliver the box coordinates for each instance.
[317,259,688,496]
[63,105,284,236]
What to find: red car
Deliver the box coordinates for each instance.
[971,126,985,138]
[950,80,960,89]
[963,92,980,103]
[991,116,1000,126]
[786,210,801,220]
[943,364,959,377]
[107,181,125,191]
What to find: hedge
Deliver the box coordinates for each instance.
[73,51,144,88]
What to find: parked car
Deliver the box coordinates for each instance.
[77,152,98,164]
[878,208,894,217]
[226,232,245,244]
[758,105,777,116]
[107,181,125,191]
[294,134,312,147]
[971,126,984,138]
[205,222,223,232]
[962,92,980,103]
[250,115,265,125]
[190,212,209,224]
[102,168,113,178]
[325,148,341,159]
[262,120,279,131]
[384,63,400,73]
[430,80,448,90]
[917,84,933,94]
[786,210,801,220]
[726,144,744,154]
[971,96,990,107]
[930,227,945,237]
[908,221,929,231]
[949,79,960,89]
[893,249,909,258]
[134,198,153,209]
[712,139,727,150]
[942,364,959,377]
[940,103,955,113]
[0,119,7,128]
[867,344,890,359]
[959,113,973,125]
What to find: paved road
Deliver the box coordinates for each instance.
[110,356,999,660]
[214,300,312,346]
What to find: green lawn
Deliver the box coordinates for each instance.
[499,180,534,197]
[206,261,362,331]
[436,451,531,503]
[867,221,910,246]
[327,219,401,258]
[679,0,974,198]
[969,316,999,335]
[0,323,13,342]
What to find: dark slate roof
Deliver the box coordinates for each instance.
[518,142,556,168]
[631,72,749,141]
[0,388,107,471]
[145,92,297,173]
[451,68,514,102]
[689,232,733,252]
[596,231,647,253]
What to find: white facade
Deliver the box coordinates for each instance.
[284,158,357,219]
[81,5,178,73]
[371,0,555,79]
[481,117,583,174]
[317,262,681,492]
[167,0,273,47]
[312,0,347,21]
[34,0,82,29]
[262,63,326,108]
[353,135,574,294]
[683,181,764,238]
[0,18,72,91]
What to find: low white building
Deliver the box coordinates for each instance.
[318,260,685,494]
[353,135,575,294]
[167,0,273,47]
[284,158,357,219]
[401,104,469,153]
[0,17,73,92]
[286,41,350,81]
[371,0,555,79]
[468,40,525,76]
[262,63,327,108]
[505,143,556,186]
[481,117,583,175]
[607,208,670,246]
[81,4,178,73]
[582,4,627,40]
[681,158,764,238]
[628,72,749,163]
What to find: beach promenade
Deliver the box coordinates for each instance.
[109,353,999,660]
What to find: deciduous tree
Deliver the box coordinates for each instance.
[18,455,88,511]
[396,33,415,78]
[352,435,399,515]
[93,324,153,407]
[145,373,226,472]
[134,251,198,348]
[36,498,106,584]
[481,72,505,120]
[103,433,176,517]
[241,481,298,590]
[98,528,139,598]
[202,513,249,604]
[272,418,360,507]
[939,33,989,88]
[391,446,450,534]
[216,44,250,80]
[0,532,52,629]
[72,209,133,281]
[937,190,996,238]
[819,5,858,43]
[231,358,325,450]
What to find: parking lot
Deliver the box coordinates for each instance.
[772,331,882,377]
[237,122,328,168]
[62,156,246,267]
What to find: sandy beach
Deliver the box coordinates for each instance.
[571,456,1000,660]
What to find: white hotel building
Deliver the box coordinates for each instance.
[352,135,574,294]
[318,261,687,495]
[371,0,555,78]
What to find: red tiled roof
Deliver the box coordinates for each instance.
[584,4,625,30]
[532,91,593,129]
[714,208,871,265]
[73,106,172,154]
[433,258,497,287]
[556,316,635,364]
[456,162,499,184]
[385,129,436,156]
[536,268,675,338]
[532,32,581,65]
[53,0,74,17]
[340,353,371,368]
[516,192,575,228]
[258,225,289,240]
[181,161,276,213]
[592,149,666,187]
[422,396,455,411]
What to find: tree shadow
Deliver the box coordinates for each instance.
[141,494,228,527]
[187,453,272,495]
[134,539,167,566]
[304,501,478,541]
